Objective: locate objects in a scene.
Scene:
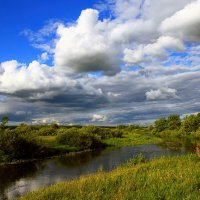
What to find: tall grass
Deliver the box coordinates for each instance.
[19,154,200,200]
[104,131,161,147]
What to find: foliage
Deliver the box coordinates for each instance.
[0,129,46,161]
[153,113,200,138]
[110,129,123,138]
[158,130,181,138]
[18,155,200,200]
[190,128,200,139]
[117,124,127,129]
[167,114,181,130]
[104,130,161,147]
[0,115,9,130]
[56,128,104,150]
[154,117,168,133]
[123,153,145,166]
[81,126,123,139]
[38,125,57,136]
[14,124,37,137]
[180,114,199,135]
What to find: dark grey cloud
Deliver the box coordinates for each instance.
[1,64,200,125]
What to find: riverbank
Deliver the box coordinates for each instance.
[0,128,161,166]
[18,154,200,200]
[0,148,95,167]
[104,131,162,147]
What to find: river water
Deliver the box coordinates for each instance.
[0,139,197,200]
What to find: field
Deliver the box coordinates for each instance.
[38,136,78,152]
[104,131,162,147]
[18,154,200,200]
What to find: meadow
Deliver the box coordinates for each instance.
[18,154,200,200]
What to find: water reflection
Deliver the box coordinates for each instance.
[0,140,198,200]
[157,138,196,153]
[0,162,46,200]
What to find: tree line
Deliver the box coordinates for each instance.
[152,113,200,138]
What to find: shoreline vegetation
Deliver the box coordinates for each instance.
[1,113,200,165]
[18,154,200,200]
[0,127,160,166]
[0,113,200,199]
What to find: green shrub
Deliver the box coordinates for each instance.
[190,129,200,139]
[38,126,57,136]
[81,126,102,135]
[195,130,200,139]
[0,115,8,130]
[158,130,180,138]
[154,117,168,133]
[181,115,199,134]
[0,130,46,161]
[153,114,181,134]
[110,129,123,138]
[80,126,122,139]
[124,153,145,166]
[56,128,103,150]
[117,125,127,129]
[14,124,37,137]
[167,115,181,130]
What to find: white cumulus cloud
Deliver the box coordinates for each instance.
[145,87,178,100]
[160,0,200,41]
[92,114,107,122]
[124,36,184,64]
[54,9,120,75]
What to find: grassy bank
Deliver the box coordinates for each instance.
[19,154,200,200]
[104,131,162,147]
[38,136,78,152]
[1,125,162,165]
[40,128,161,150]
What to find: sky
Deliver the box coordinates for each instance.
[0,0,200,125]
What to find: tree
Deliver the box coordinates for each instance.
[154,117,168,132]
[196,113,200,127]
[167,115,181,130]
[181,115,198,134]
[0,115,8,130]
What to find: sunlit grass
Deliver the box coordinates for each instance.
[104,131,162,147]
[19,154,200,200]
[38,129,161,150]
[38,136,77,152]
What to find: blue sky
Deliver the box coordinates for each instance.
[0,0,200,125]
[0,0,95,63]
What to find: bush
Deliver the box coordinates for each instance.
[154,117,168,133]
[153,115,181,134]
[0,130,46,161]
[190,129,200,139]
[167,115,181,130]
[110,129,123,138]
[38,126,57,136]
[181,115,199,134]
[56,128,103,150]
[80,126,122,139]
[81,126,102,135]
[14,124,37,137]
[117,125,127,129]
[158,130,180,138]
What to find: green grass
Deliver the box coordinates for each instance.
[104,131,162,147]
[19,154,200,200]
[38,136,78,152]
[38,129,162,150]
